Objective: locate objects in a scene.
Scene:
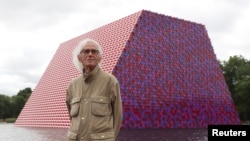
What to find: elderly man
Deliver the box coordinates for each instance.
[66,38,123,141]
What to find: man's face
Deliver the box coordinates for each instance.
[78,42,101,69]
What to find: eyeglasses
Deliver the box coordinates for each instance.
[80,49,99,55]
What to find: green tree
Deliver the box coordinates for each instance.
[17,87,32,100]
[0,95,12,119]
[11,87,32,117]
[11,95,26,118]
[220,55,250,121]
[0,87,32,119]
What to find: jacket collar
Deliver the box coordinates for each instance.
[83,65,100,83]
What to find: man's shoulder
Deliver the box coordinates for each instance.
[99,70,118,81]
[70,74,83,83]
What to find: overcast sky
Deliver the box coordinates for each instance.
[0,0,249,96]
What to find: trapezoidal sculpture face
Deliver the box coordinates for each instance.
[15,10,241,128]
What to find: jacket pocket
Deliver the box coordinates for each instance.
[70,97,81,117]
[90,132,114,141]
[67,130,78,141]
[91,96,110,116]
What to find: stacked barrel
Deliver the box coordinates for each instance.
[15,10,240,128]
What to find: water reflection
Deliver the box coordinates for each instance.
[0,123,67,141]
[0,123,207,141]
[117,128,208,141]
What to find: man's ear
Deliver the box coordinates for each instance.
[78,54,82,62]
[98,55,102,63]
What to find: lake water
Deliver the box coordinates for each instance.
[0,123,208,141]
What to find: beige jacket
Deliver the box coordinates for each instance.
[66,65,123,141]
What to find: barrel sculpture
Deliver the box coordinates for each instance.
[15,10,241,128]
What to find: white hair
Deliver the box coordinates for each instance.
[72,38,103,72]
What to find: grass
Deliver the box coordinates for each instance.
[0,118,16,123]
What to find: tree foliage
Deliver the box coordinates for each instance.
[0,87,32,120]
[220,55,250,121]
[11,96,26,118]
[0,95,11,119]
[17,87,32,102]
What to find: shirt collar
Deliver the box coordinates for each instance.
[83,65,100,83]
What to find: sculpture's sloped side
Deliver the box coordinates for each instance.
[15,11,141,128]
[113,10,240,128]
